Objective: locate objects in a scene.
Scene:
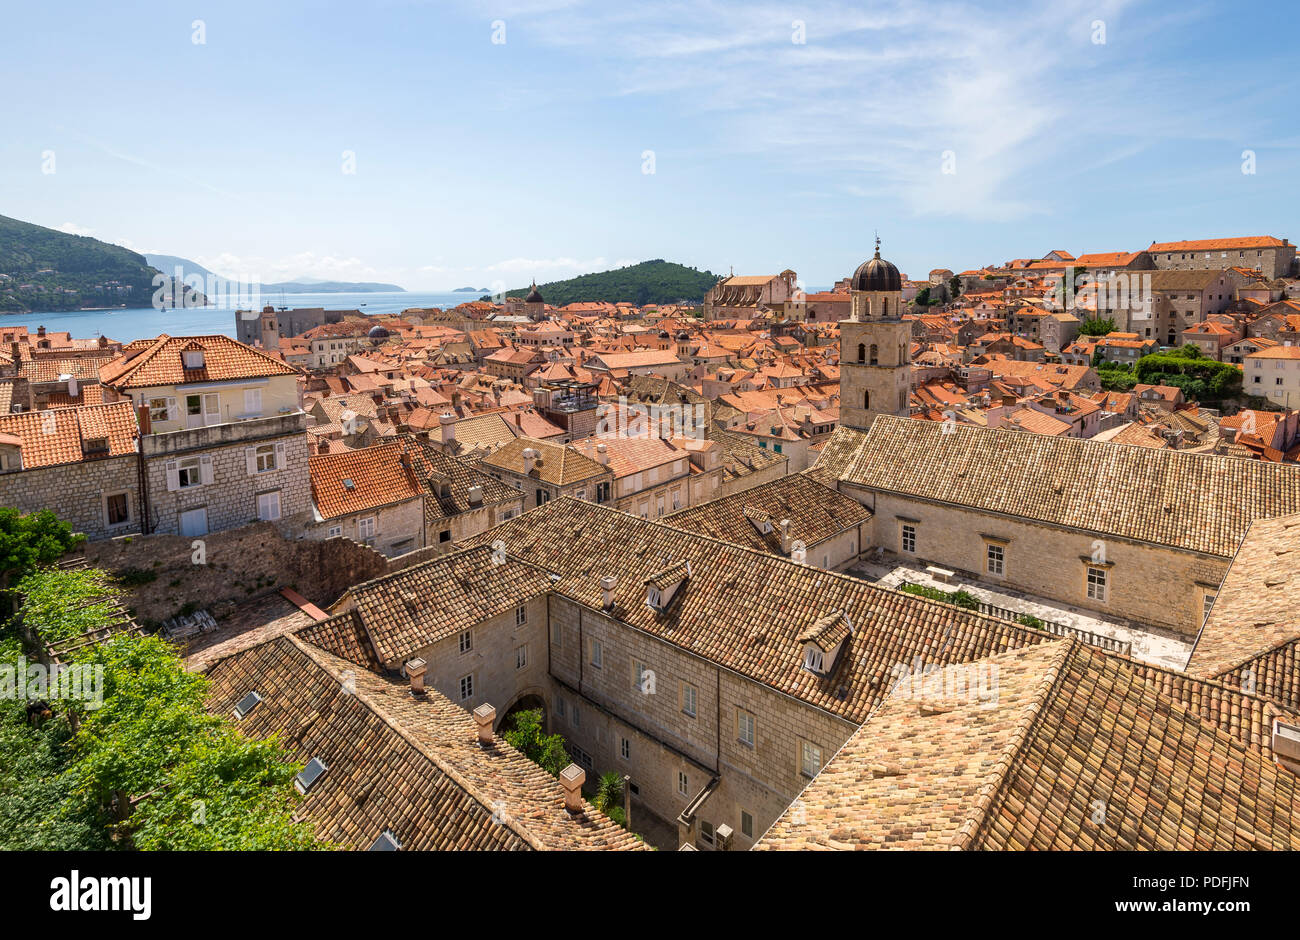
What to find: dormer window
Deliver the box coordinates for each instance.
[82,437,109,456]
[799,611,854,677]
[182,349,205,370]
[644,560,691,612]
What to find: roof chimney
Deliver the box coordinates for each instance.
[467,484,484,505]
[600,574,619,610]
[779,518,793,554]
[559,763,586,814]
[405,657,427,695]
[36,325,45,338]
[473,703,496,746]
[522,446,538,474]
[439,411,456,443]
[98,334,108,348]
[595,442,608,465]
[316,438,331,455]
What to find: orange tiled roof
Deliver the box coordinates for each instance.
[0,401,137,468]
[100,334,299,390]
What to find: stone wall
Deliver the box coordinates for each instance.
[143,418,311,536]
[0,455,139,541]
[81,523,389,625]
[846,485,1228,635]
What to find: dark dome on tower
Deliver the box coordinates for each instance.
[367,323,391,343]
[851,238,902,292]
[525,281,544,304]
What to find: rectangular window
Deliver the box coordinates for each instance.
[633,659,649,692]
[327,525,342,538]
[459,630,472,654]
[700,821,715,846]
[682,682,697,718]
[459,674,473,701]
[1086,566,1108,602]
[177,457,202,488]
[556,696,566,718]
[438,529,451,543]
[572,704,580,728]
[741,810,753,839]
[105,492,129,526]
[901,524,916,554]
[620,737,630,760]
[800,740,822,778]
[590,638,603,669]
[1203,593,1216,619]
[515,604,527,626]
[737,708,755,747]
[256,491,281,521]
[255,443,276,473]
[358,516,376,540]
[550,621,562,648]
[677,771,689,796]
[987,543,1004,576]
[515,645,527,670]
[148,397,169,422]
[243,388,262,414]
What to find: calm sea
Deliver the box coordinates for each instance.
[4,290,492,342]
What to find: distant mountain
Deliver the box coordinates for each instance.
[503,260,718,306]
[262,280,405,293]
[144,254,404,294]
[0,215,198,313]
[453,286,487,292]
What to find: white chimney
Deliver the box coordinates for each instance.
[405,657,427,695]
[439,412,456,442]
[715,823,734,851]
[467,484,484,505]
[595,442,608,465]
[559,763,586,814]
[60,374,78,398]
[600,574,619,610]
[779,518,793,554]
[473,703,496,746]
[522,447,538,474]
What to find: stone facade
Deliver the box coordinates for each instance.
[142,412,312,537]
[841,485,1227,635]
[0,454,139,541]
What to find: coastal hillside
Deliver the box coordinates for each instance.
[0,214,186,312]
[503,259,718,306]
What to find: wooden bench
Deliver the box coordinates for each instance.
[925,565,955,583]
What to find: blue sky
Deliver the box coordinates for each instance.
[2,0,1296,290]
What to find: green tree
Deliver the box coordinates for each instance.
[592,771,624,814]
[0,508,83,589]
[1077,317,1116,337]
[502,707,571,777]
[8,565,322,850]
[948,276,962,298]
[914,287,931,306]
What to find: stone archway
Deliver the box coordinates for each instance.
[500,688,549,733]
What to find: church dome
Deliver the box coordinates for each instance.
[525,281,544,304]
[367,323,391,342]
[851,239,902,292]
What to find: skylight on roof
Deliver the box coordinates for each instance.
[233,690,262,719]
[295,757,328,794]
[343,478,355,490]
[368,830,402,851]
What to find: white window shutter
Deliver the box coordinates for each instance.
[199,455,214,485]
[165,460,180,492]
[245,447,257,476]
[166,397,178,422]
[274,441,286,468]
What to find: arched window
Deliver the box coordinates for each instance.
[864,390,871,409]
[869,344,878,365]
[857,343,865,363]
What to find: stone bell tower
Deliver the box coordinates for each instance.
[839,237,911,431]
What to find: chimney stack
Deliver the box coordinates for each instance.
[439,412,456,442]
[473,703,496,746]
[779,518,793,554]
[595,442,608,465]
[559,764,586,814]
[522,446,538,474]
[405,657,427,695]
[600,574,619,610]
[467,484,483,505]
